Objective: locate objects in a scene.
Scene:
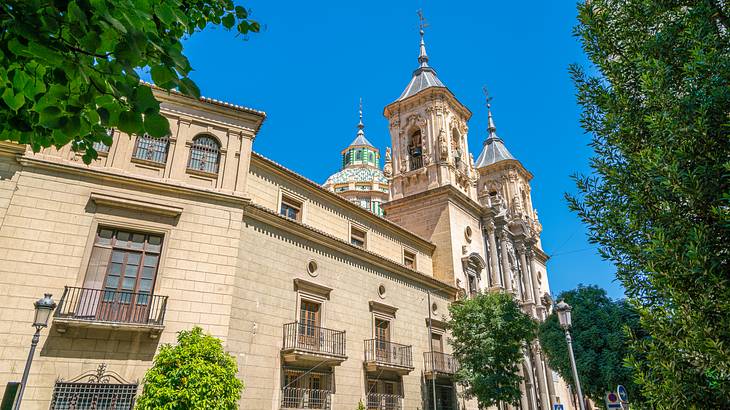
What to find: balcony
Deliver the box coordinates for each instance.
[53,286,167,337]
[366,393,403,410]
[364,339,414,375]
[282,322,347,366]
[280,387,331,409]
[424,352,459,379]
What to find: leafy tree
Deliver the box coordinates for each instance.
[568,0,730,407]
[448,291,537,407]
[356,400,366,410]
[539,285,645,406]
[136,326,243,409]
[0,0,259,163]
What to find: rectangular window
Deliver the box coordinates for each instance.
[51,381,138,410]
[133,134,170,164]
[280,195,302,222]
[350,226,367,248]
[403,250,416,269]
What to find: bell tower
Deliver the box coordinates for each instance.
[382,12,477,202]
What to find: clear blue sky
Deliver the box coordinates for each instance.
[164,1,625,298]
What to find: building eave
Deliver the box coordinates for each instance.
[250,153,436,252]
[244,202,456,298]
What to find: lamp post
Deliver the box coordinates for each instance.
[555,300,585,410]
[13,293,56,410]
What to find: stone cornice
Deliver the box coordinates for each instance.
[383,184,483,219]
[383,87,472,120]
[243,202,456,298]
[16,155,250,207]
[250,153,435,253]
[477,158,533,181]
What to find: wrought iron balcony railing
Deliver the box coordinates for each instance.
[54,286,167,326]
[424,351,459,375]
[366,393,403,410]
[282,322,346,358]
[280,387,331,409]
[364,339,413,369]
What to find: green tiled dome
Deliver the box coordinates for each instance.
[324,166,388,186]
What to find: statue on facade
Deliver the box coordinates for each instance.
[438,129,448,161]
[383,148,393,177]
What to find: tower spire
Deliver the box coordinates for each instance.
[417,9,430,67]
[357,97,365,137]
[483,86,500,142]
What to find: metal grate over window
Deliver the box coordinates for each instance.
[133,134,170,164]
[51,382,138,409]
[187,135,221,174]
[50,364,138,410]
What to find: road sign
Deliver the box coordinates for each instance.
[553,405,564,410]
[606,392,622,409]
[617,384,628,402]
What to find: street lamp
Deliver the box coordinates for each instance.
[14,293,56,410]
[555,300,586,410]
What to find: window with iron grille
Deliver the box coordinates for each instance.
[92,129,114,153]
[51,381,138,409]
[187,135,221,174]
[133,134,170,164]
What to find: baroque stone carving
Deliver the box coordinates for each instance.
[438,129,448,161]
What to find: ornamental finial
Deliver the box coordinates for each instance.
[483,86,499,142]
[357,97,365,136]
[417,9,430,67]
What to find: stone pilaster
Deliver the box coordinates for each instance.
[486,221,501,289]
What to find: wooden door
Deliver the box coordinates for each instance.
[431,333,444,372]
[298,301,321,351]
[375,318,391,362]
[97,230,161,324]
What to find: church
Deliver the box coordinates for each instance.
[0,19,575,410]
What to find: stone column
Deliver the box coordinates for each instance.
[524,350,542,410]
[517,243,534,304]
[528,247,542,309]
[532,344,552,410]
[544,360,557,407]
[498,229,513,292]
[486,221,501,288]
[518,365,531,410]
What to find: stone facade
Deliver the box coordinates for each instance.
[0,30,579,410]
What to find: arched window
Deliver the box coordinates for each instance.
[408,130,423,170]
[133,133,170,164]
[187,135,221,174]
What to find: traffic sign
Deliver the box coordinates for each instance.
[606,392,622,409]
[617,385,628,402]
[553,405,564,410]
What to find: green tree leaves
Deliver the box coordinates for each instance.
[448,292,537,407]
[136,326,244,409]
[0,0,260,163]
[539,286,645,406]
[568,0,730,407]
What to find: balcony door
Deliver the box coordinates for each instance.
[92,229,162,323]
[375,318,391,362]
[431,332,445,371]
[298,300,321,351]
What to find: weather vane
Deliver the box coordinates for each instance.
[417,9,429,34]
[482,85,493,108]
